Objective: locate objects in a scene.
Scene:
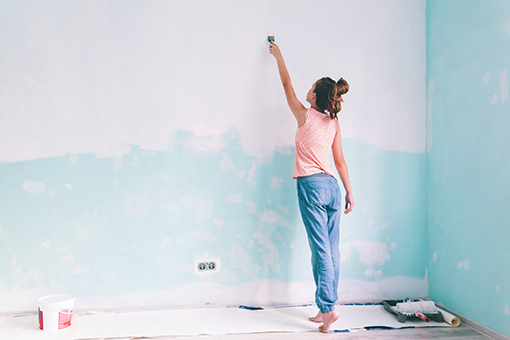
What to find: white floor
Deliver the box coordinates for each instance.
[0,305,453,340]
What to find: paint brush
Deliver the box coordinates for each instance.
[267,31,275,43]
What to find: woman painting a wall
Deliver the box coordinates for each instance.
[269,41,353,333]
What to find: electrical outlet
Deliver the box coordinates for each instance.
[197,261,215,271]
[195,258,221,273]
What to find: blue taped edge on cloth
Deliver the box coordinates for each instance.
[342,302,382,305]
[366,326,416,331]
[236,302,380,310]
[365,326,394,330]
[239,305,264,311]
[236,302,382,311]
[274,304,313,309]
[238,304,315,310]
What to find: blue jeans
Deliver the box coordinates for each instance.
[297,173,342,314]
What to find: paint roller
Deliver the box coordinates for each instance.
[394,301,437,322]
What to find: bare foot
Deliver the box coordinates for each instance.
[308,311,322,323]
[318,310,339,333]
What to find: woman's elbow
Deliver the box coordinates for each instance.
[334,159,346,169]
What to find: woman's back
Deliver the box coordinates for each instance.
[293,108,337,179]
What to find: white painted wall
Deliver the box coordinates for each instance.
[0,0,426,162]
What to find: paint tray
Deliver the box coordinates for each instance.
[382,300,444,323]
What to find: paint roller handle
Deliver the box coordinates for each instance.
[415,311,430,323]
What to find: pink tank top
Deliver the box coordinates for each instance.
[292,108,337,179]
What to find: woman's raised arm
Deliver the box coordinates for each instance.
[269,42,307,126]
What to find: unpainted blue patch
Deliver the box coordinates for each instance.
[0,129,427,298]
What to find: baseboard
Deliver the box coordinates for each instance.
[427,299,510,340]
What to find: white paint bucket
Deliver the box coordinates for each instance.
[37,294,75,331]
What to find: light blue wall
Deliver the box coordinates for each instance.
[0,135,428,310]
[427,0,510,336]
[0,1,428,312]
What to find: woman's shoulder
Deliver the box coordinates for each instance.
[307,107,323,117]
[308,107,330,116]
[308,107,333,122]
